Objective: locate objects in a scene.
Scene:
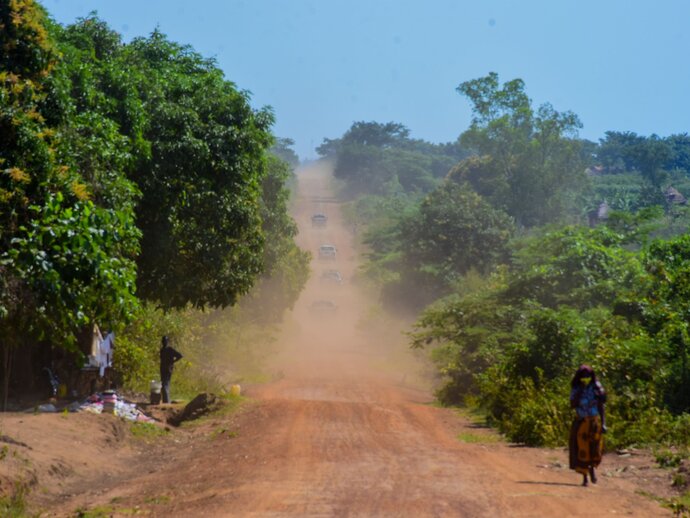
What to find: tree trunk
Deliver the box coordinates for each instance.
[1,343,12,412]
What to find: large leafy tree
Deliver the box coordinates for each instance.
[377,181,514,309]
[0,6,306,407]
[401,182,514,280]
[0,2,139,340]
[0,1,140,406]
[319,121,465,196]
[53,18,276,309]
[125,32,274,308]
[454,72,585,227]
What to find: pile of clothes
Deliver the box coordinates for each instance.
[69,392,155,422]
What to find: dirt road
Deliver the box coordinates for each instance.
[43,162,667,516]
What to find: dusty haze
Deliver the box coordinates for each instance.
[266,160,429,390]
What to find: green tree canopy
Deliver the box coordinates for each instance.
[321,121,467,196]
[455,72,585,227]
[375,181,514,309]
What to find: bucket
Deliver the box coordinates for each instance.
[102,391,117,415]
[150,380,162,405]
[230,384,241,397]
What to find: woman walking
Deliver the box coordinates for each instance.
[569,364,606,486]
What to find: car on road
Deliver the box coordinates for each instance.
[309,299,338,313]
[311,213,327,227]
[320,269,343,284]
[318,244,337,260]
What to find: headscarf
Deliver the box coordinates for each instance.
[571,364,605,399]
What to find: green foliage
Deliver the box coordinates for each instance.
[129,421,168,440]
[505,226,641,309]
[321,120,467,197]
[655,449,688,469]
[117,300,283,396]
[414,225,690,447]
[0,483,29,518]
[454,72,586,227]
[491,374,571,447]
[382,182,513,309]
[457,431,501,444]
[244,154,310,321]
[4,192,139,350]
[0,2,140,387]
[597,131,675,186]
[1,5,306,402]
[0,0,59,81]
[270,137,299,167]
[121,30,274,309]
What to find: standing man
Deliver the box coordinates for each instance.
[160,335,183,404]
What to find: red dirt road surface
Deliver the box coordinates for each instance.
[30,163,669,516]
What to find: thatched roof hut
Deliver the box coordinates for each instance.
[665,186,687,206]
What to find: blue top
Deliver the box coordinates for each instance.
[570,383,603,418]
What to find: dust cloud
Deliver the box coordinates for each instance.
[267,161,432,391]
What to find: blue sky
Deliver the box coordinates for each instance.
[42,0,690,160]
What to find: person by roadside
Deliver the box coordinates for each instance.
[569,364,607,486]
[159,335,183,404]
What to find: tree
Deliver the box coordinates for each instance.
[597,131,644,172]
[456,73,585,227]
[666,133,690,173]
[643,235,690,411]
[323,121,464,196]
[597,131,675,185]
[383,182,514,308]
[270,137,299,168]
[0,1,140,406]
[332,121,412,192]
[629,135,672,187]
[121,31,275,309]
[505,226,641,310]
[341,121,410,147]
[243,155,310,320]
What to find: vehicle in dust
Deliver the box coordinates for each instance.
[309,299,338,313]
[320,269,343,284]
[318,244,337,260]
[311,213,328,227]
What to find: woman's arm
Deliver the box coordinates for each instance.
[596,382,607,431]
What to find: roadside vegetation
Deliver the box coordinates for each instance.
[321,73,690,450]
[0,1,309,405]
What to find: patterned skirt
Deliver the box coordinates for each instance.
[569,415,604,475]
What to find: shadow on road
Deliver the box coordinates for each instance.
[517,480,582,488]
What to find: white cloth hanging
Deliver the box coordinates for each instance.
[99,332,115,377]
[86,324,104,369]
[84,324,114,377]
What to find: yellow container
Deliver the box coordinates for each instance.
[230,384,241,396]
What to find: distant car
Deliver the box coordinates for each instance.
[318,244,337,260]
[311,213,328,227]
[309,299,338,313]
[320,269,343,284]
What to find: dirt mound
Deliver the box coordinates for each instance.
[0,412,144,510]
[168,393,222,426]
